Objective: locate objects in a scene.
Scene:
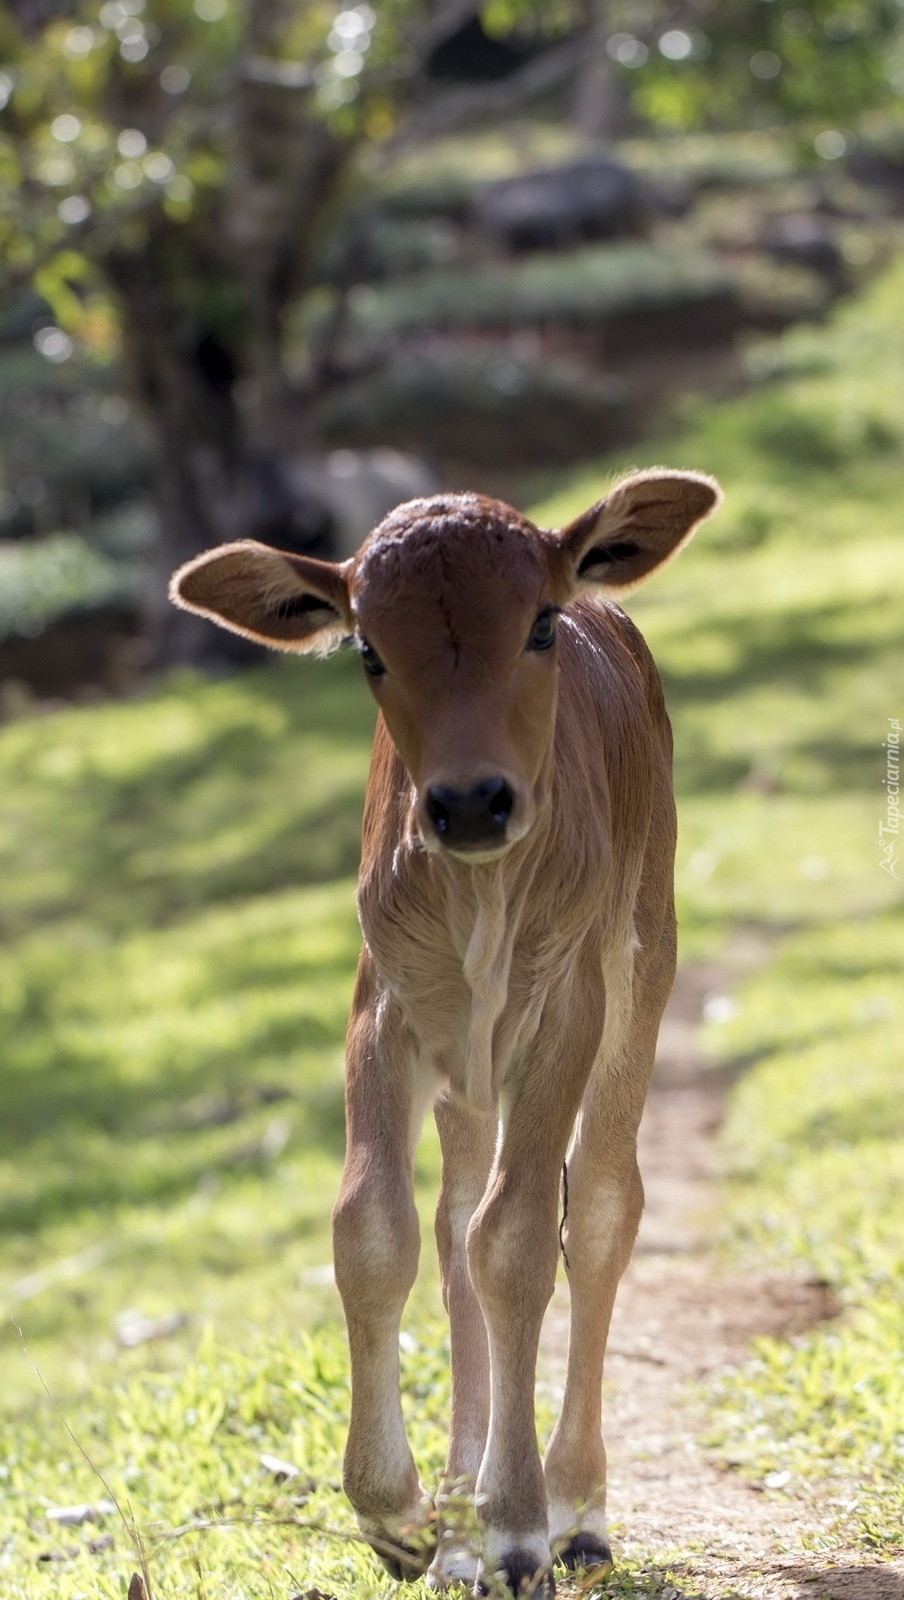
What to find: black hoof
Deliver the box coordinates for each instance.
[477,1551,555,1597]
[556,1532,612,1574]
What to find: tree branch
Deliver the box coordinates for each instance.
[404,0,486,58]
[384,28,597,154]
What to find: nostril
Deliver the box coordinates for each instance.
[425,780,516,849]
[427,789,452,836]
[487,780,514,825]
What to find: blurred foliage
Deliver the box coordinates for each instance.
[729,250,830,321]
[0,531,143,640]
[0,0,343,281]
[316,347,629,463]
[1,0,903,371]
[0,0,340,358]
[0,1,575,367]
[321,240,734,338]
[454,0,904,136]
[1,0,902,654]
[0,341,153,544]
[609,0,904,133]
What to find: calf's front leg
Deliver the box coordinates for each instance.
[467,982,605,1597]
[331,955,435,1576]
[544,933,675,1572]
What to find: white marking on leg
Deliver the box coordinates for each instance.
[546,1496,610,1551]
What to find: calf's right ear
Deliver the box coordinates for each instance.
[169,541,352,654]
[559,468,722,592]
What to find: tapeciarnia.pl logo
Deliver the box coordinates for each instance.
[879,717,900,878]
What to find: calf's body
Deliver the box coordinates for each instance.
[170,471,720,1596]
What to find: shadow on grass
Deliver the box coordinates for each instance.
[661,598,898,796]
[0,978,351,1236]
[0,653,376,941]
[0,1074,348,1240]
[0,660,368,1236]
[799,1093,904,1151]
[664,597,896,691]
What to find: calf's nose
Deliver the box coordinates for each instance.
[425,778,515,852]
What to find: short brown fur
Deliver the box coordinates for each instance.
[169,468,721,1597]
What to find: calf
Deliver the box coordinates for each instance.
[170,468,721,1596]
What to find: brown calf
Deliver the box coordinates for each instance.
[170,468,721,1597]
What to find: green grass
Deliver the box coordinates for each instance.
[0,659,381,1400]
[702,913,904,1547]
[2,261,904,1593]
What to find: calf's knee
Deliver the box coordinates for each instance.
[467,1186,558,1321]
[332,1176,420,1314]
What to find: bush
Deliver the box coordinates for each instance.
[0,533,144,643]
[317,349,630,465]
[336,243,736,339]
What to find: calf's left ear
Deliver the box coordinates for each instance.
[557,468,722,591]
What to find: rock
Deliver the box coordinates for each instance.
[474,159,643,253]
[115,1309,187,1347]
[46,1500,116,1526]
[762,214,843,278]
[282,449,439,561]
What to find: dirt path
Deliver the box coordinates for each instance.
[540,947,904,1600]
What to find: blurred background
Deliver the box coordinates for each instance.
[2,0,904,687]
[1,4,904,1595]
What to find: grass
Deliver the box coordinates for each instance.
[0,659,382,1388]
[703,911,904,1547]
[1,260,904,1593]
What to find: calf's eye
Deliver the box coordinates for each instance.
[359,639,385,677]
[527,608,558,652]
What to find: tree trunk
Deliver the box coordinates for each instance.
[108,252,318,668]
[103,51,350,667]
[571,4,631,139]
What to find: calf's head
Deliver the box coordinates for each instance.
[170,469,719,859]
